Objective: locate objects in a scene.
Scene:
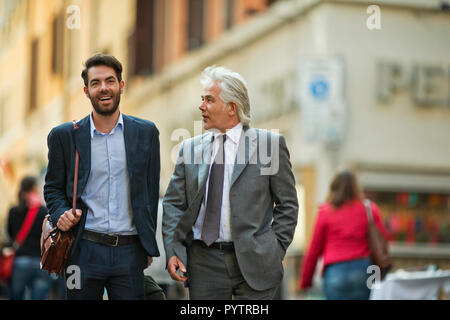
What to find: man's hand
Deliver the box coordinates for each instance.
[147,256,153,268]
[57,209,82,231]
[167,255,187,282]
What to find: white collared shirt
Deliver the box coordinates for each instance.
[193,122,243,243]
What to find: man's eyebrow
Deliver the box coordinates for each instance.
[201,95,214,99]
[90,76,116,84]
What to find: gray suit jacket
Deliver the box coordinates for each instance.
[162,127,299,291]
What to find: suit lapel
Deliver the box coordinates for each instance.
[193,128,257,191]
[231,127,257,187]
[122,114,138,180]
[73,115,91,196]
[196,133,214,190]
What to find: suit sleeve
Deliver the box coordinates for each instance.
[44,128,71,224]
[162,141,187,263]
[269,134,299,254]
[147,124,161,249]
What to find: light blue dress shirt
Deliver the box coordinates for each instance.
[81,112,137,235]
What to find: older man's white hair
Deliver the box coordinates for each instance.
[200,65,251,128]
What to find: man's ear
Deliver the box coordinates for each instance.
[228,102,237,115]
[119,80,125,94]
[83,86,89,98]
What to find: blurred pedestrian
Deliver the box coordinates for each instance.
[299,170,389,300]
[143,275,166,300]
[7,176,54,300]
[163,65,298,300]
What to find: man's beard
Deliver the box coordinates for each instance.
[90,93,121,116]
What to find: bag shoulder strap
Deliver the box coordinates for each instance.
[72,120,79,215]
[363,199,374,223]
[14,206,40,248]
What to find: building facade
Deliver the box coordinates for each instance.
[1,0,449,298]
[0,0,277,233]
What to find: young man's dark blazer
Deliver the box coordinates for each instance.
[43,113,160,259]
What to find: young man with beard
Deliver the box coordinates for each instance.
[44,54,160,299]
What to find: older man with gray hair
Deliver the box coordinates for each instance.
[162,65,299,300]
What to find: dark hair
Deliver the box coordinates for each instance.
[81,54,123,87]
[18,176,37,209]
[326,170,363,209]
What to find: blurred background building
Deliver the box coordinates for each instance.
[0,0,449,299]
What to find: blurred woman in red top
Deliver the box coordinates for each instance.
[299,170,389,300]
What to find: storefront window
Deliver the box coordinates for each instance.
[365,191,450,245]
